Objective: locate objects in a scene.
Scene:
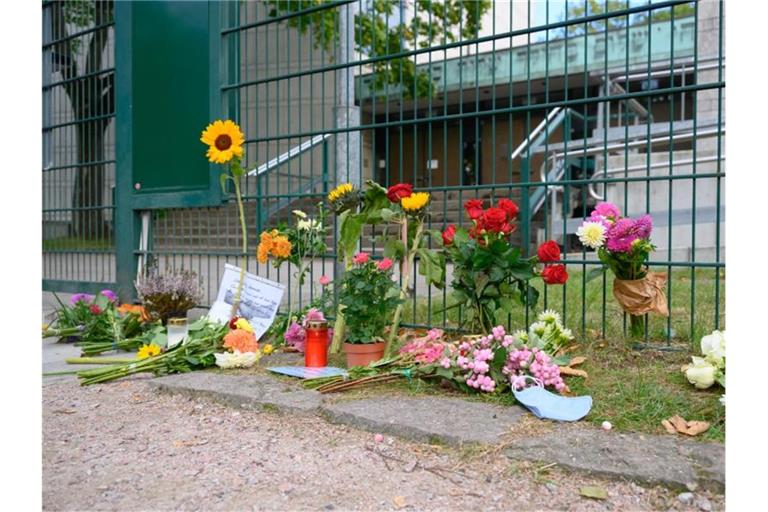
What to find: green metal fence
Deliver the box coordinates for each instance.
[43,0,725,347]
[42,0,116,294]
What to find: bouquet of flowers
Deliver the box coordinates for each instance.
[43,291,145,354]
[440,197,568,333]
[683,329,725,392]
[214,318,264,369]
[576,202,668,336]
[135,267,203,324]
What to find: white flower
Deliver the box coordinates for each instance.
[297,218,322,232]
[292,210,307,219]
[297,219,311,231]
[538,309,561,324]
[719,394,725,406]
[512,329,528,344]
[214,350,262,369]
[700,330,725,365]
[559,327,574,342]
[685,356,717,389]
[530,321,548,337]
[576,221,607,249]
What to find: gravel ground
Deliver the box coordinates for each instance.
[43,378,724,511]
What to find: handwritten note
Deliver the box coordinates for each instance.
[208,263,285,339]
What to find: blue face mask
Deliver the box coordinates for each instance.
[512,383,592,422]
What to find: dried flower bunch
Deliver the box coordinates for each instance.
[135,268,203,324]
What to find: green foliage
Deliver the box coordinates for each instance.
[597,239,655,280]
[443,227,539,333]
[337,260,402,343]
[265,0,491,99]
[558,0,695,38]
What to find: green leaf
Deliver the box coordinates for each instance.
[475,274,489,295]
[339,211,365,261]
[489,266,507,282]
[452,228,470,246]
[417,248,445,289]
[379,207,398,222]
[499,297,516,315]
[219,172,229,193]
[383,238,406,260]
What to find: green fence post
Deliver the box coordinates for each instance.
[520,156,530,256]
[114,0,139,301]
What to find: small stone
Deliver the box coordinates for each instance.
[696,497,712,512]
[323,505,335,511]
[601,421,612,431]
[677,492,694,505]
[545,483,558,493]
[686,482,699,492]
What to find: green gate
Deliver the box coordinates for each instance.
[43,0,725,346]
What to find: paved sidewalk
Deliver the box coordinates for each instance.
[150,368,724,493]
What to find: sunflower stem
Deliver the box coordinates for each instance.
[230,161,248,319]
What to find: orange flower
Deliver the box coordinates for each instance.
[117,303,149,322]
[257,244,270,264]
[223,329,259,353]
[272,236,292,258]
[256,230,293,262]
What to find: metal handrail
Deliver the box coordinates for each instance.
[509,107,563,161]
[248,133,331,177]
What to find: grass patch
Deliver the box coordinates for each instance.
[403,267,725,348]
[43,236,114,251]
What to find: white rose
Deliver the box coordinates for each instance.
[685,357,717,389]
[700,330,725,365]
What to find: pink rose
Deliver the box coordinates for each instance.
[377,258,393,271]
[319,275,331,286]
[353,252,370,265]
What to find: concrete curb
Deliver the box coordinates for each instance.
[147,371,724,492]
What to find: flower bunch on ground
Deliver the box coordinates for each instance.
[684,330,725,390]
[135,267,203,324]
[440,197,567,333]
[215,318,262,369]
[43,291,145,355]
[399,329,450,364]
[511,309,574,355]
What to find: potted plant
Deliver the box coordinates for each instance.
[135,267,203,325]
[336,252,402,367]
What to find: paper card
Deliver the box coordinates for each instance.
[208,263,285,339]
[268,366,348,379]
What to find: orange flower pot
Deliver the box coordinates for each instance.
[343,342,386,368]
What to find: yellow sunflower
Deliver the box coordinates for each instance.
[328,183,354,202]
[137,343,162,360]
[200,120,245,164]
[401,192,430,213]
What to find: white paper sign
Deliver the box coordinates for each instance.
[208,263,286,339]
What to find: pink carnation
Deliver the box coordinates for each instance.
[377,258,394,271]
[319,275,331,286]
[353,252,370,265]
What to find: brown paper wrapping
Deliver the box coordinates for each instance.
[612,271,670,317]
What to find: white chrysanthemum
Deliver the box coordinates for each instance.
[512,329,528,343]
[297,219,311,231]
[538,309,561,324]
[214,350,262,369]
[530,321,548,337]
[560,327,574,342]
[292,210,307,218]
[577,221,607,249]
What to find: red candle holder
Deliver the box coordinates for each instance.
[305,320,329,368]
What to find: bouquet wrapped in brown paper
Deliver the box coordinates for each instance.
[576,202,668,337]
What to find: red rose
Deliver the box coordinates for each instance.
[497,198,519,219]
[442,224,456,246]
[89,304,102,315]
[481,207,508,233]
[541,264,569,285]
[228,316,240,330]
[386,183,413,203]
[537,240,561,263]
[464,199,484,220]
[501,223,515,235]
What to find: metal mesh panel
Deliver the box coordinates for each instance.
[42,0,116,291]
[144,0,724,345]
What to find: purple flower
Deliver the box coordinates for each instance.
[284,321,306,352]
[100,289,118,303]
[70,293,94,305]
[605,216,652,253]
[590,202,622,227]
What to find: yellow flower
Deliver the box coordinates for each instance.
[137,343,162,360]
[401,192,430,212]
[272,236,293,258]
[200,120,245,164]
[262,344,274,355]
[328,183,353,202]
[234,318,254,333]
